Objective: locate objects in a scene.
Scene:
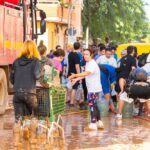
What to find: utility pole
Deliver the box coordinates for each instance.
[67,0,77,44]
[85,0,89,48]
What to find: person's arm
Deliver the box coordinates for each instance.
[96,57,101,64]
[71,76,84,86]
[112,58,117,68]
[34,60,41,80]
[75,64,80,74]
[10,62,15,85]
[69,71,91,80]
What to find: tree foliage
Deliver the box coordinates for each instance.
[82,0,149,43]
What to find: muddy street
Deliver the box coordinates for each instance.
[0,110,150,150]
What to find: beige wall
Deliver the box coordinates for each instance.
[37,0,83,49]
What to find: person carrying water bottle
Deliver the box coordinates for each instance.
[69,48,104,130]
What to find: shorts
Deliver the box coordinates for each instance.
[101,72,111,94]
[72,81,79,90]
[115,77,127,93]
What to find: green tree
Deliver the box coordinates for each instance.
[82,0,149,43]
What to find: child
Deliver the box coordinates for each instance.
[50,49,65,84]
[37,41,56,88]
[69,49,104,130]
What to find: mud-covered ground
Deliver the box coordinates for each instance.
[0,109,150,150]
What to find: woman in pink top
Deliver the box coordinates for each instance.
[50,49,65,83]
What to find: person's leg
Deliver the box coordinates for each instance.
[30,95,38,116]
[102,74,115,113]
[23,94,37,117]
[66,88,71,104]
[104,93,115,112]
[138,102,144,116]
[111,95,117,107]
[115,77,126,118]
[70,82,79,106]
[119,78,126,95]
[95,93,104,129]
[146,100,150,116]
[13,94,24,121]
[70,89,76,106]
[88,93,98,123]
[102,78,115,112]
[82,79,87,102]
[117,99,125,117]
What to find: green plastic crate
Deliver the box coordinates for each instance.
[49,86,66,122]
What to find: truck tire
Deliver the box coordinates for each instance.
[0,68,8,115]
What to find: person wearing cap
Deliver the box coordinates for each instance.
[117,49,127,65]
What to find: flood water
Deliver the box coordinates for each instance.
[0,110,150,150]
[63,112,150,150]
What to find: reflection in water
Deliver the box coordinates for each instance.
[63,113,150,150]
[0,110,150,150]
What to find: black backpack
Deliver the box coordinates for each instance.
[138,53,149,67]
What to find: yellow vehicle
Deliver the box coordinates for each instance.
[117,43,150,58]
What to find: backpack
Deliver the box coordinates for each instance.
[39,57,57,88]
[126,82,150,99]
[138,53,149,67]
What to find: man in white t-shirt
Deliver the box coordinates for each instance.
[96,47,117,68]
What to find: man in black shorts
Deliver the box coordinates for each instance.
[115,46,137,119]
[68,42,81,107]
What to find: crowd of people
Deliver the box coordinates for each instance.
[10,39,150,131]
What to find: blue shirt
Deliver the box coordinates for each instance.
[99,64,116,84]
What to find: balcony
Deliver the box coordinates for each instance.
[37,0,69,24]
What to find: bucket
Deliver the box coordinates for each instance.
[122,102,133,118]
[97,95,109,117]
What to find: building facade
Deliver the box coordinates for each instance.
[37,0,83,51]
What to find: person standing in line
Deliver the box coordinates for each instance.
[69,49,104,130]
[67,42,81,107]
[10,40,41,121]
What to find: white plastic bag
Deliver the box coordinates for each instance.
[120,92,134,103]
[75,84,83,101]
[66,79,72,90]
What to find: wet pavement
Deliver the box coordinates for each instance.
[63,112,150,150]
[0,110,150,150]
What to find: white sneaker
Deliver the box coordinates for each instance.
[116,119,122,126]
[97,120,104,129]
[88,123,97,130]
[116,114,122,119]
